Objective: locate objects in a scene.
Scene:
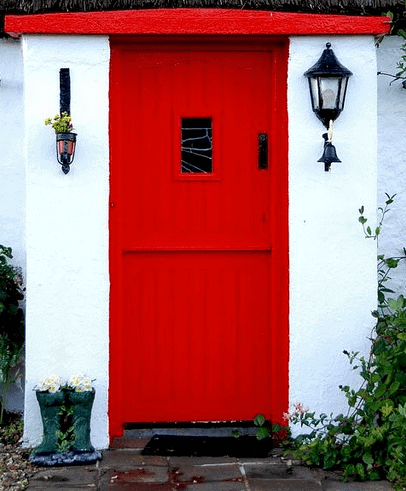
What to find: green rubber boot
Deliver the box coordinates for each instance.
[68,390,95,452]
[33,391,65,454]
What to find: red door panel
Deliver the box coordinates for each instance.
[109,40,289,438]
[122,251,272,422]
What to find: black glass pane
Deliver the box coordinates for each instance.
[181,118,212,174]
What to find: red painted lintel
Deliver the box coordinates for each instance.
[5,9,391,37]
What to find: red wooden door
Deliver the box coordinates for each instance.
[109,39,289,439]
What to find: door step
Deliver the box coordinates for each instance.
[122,422,258,439]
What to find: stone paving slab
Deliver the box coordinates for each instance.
[28,465,98,487]
[173,483,246,491]
[243,463,323,483]
[169,463,242,482]
[322,481,394,491]
[100,450,168,468]
[244,463,300,480]
[169,456,237,466]
[101,466,169,485]
[28,488,96,491]
[248,479,323,491]
[100,482,173,491]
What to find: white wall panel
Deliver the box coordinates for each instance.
[22,35,110,449]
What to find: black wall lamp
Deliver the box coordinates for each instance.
[304,43,352,171]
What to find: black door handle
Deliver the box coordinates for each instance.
[258,133,268,170]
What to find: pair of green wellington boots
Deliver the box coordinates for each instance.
[33,390,95,455]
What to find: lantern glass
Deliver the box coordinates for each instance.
[309,77,320,110]
[308,75,350,128]
[338,76,349,110]
[304,43,352,128]
[319,77,340,110]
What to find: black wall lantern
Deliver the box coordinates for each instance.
[304,43,352,171]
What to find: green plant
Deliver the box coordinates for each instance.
[0,245,24,425]
[395,26,406,87]
[0,414,23,445]
[56,404,75,452]
[284,198,406,488]
[253,414,270,440]
[45,112,73,133]
[231,414,287,444]
[286,299,406,486]
[375,13,406,88]
[358,193,406,310]
[253,414,287,445]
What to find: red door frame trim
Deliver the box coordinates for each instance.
[5,9,390,37]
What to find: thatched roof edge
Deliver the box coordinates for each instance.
[1,0,404,36]
[0,0,404,14]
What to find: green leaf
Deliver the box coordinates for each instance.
[398,28,406,39]
[355,463,366,480]
[367,226,372,235]
[253,414,265,427]
[374,384,387,399]
[381,401,394,417]
[368,471,380,481]
[389,381,401,394]
[256,427,270,440]
[388,296,405,310]
[385,258,399,269]
[362,453,374,466]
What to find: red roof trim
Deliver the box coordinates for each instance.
[5,9,391,37]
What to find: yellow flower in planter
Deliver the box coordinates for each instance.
[45,112,74,133]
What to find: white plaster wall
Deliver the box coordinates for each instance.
[22,35,110,449]
[0,38,25,413]
[288,37,378,432]
[377,35,406,296]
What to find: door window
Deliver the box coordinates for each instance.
[181,117,212,174]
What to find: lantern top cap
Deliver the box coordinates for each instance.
[304,43,353,78]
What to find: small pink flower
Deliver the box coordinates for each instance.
[294,402,306,414]
[283,412,292,421]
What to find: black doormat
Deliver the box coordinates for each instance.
[141,435,272,457]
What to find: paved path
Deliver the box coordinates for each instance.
[27,439,394,491]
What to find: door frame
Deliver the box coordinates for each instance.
[109,36,289,441]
